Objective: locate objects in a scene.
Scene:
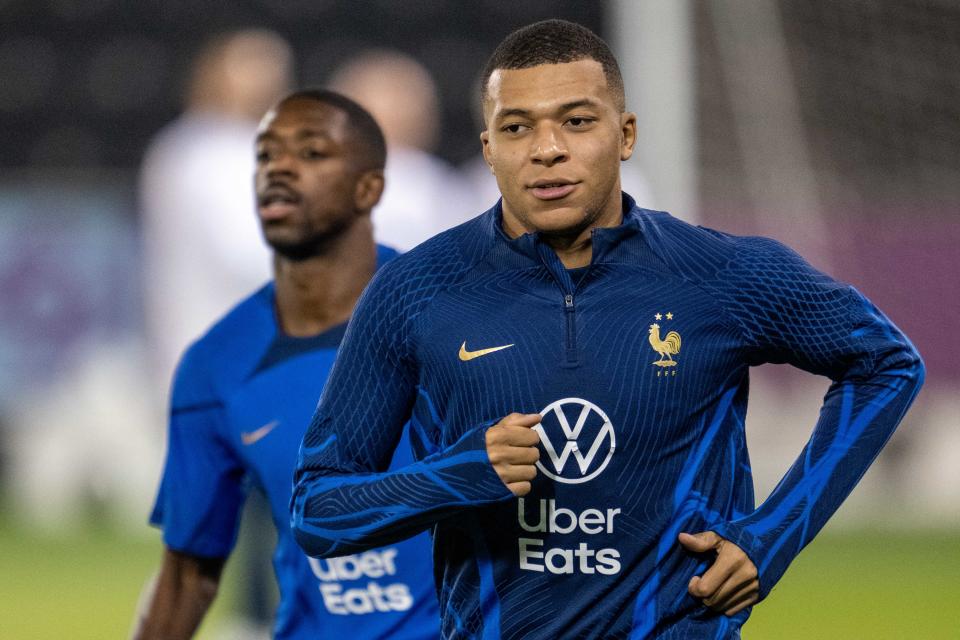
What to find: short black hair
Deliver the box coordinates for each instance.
[481,19,625,112]
[279,89,387,170]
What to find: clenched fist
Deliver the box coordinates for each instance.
[486,412,542,496]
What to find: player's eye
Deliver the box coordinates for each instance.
[301,148,329,160]
[566,116,593,128]
[255,149,271,163]
[502,123,528,134]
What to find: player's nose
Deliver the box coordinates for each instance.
[265,149,299,177]
[529,126,568,166]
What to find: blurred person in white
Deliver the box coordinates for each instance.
[329,49,476,250]
[140,30,293,386]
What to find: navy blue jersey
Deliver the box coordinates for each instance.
[151,245,440,640]
[291,197,923,639]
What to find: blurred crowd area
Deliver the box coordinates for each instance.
[1,0,958,541]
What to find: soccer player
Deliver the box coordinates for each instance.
[133,90,439,640]
[291,20,924,640]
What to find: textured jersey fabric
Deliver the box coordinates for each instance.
[151,245,441,640]
[291,196,923,639]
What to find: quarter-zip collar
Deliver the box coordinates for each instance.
[480,193,646,370]
[485,192,645,271]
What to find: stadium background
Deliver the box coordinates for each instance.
[0,1,957,638]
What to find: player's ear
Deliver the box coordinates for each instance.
[354,170,384,212]
[480,130,494,174]
[620,111,637,161]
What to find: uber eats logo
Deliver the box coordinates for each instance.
[308,548,414,615]
[534,397,615,484]
[518,397,622,575]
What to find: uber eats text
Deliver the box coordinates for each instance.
[308,548,414,615]
[517,498,622,575]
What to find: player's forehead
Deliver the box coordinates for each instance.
[484,59,613,120]
[256,98,350,142]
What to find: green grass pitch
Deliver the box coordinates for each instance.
[1,515,957,639]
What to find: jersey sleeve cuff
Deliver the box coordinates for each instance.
[440,419,517,504]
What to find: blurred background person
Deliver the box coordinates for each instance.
[328,49,477,250]
[140,29,293,387]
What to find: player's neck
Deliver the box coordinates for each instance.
[542,231,597,269]
[272,218,377,338]
[524,209,623,269]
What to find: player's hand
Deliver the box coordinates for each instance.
[678,531,759,616]
[485,412,542,496]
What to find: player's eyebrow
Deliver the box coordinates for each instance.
[558,98,601,112]
[295,129,334,141]
[255,129,335,143]
[494,107,533,120]
[494,98,602,122]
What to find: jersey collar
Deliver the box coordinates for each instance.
[486,192,646,267]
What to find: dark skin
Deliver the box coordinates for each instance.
[479,60,759,617]
[131,549,224,639]
[481,59,635,269]
[131,97,384,639]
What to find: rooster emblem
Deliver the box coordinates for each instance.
[648,323,681,367]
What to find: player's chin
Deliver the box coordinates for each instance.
[260,215,297,233]
[527,205,591,236]
[263,231,312,258]
[261,225,294,246]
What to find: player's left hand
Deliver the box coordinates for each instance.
[678,531,759,617]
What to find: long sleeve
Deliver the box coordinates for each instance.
[290,261,513,559]
[708,237,924,599]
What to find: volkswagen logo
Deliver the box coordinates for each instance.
[534,398,615,484]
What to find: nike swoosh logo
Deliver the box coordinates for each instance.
[241,420,280,446]
[458,341,515,362]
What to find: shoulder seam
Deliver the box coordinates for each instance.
[640,222,751,345]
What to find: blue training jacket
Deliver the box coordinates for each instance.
[291,195,923,639]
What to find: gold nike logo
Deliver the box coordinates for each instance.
[458,341,515,362]
[241,420,280,446]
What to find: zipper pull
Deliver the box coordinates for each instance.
[564,294,574,308]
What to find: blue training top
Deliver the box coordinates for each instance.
[151,245,440,640]
[291,196,923,639]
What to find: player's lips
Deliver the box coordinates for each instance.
[258,184,301,221]
[527,179,579,200]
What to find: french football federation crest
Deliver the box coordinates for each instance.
[648,319,681,367]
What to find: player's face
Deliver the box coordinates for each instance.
[254,98,369,259]
[481,59,636,239]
